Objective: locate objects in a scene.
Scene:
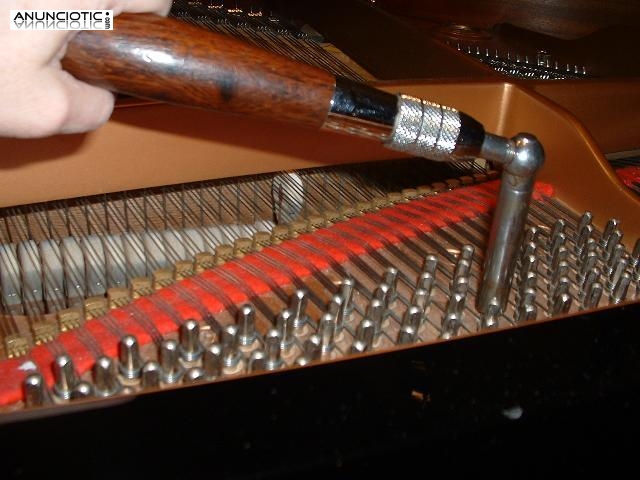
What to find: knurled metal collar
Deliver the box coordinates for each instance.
[385,94,461,162]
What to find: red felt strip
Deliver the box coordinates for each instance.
[0,180,554,406]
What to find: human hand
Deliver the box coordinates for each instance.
[0,0,173,138]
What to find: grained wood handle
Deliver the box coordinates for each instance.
[62,13,336,128]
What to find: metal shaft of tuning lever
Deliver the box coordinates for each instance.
[23,372,53,408]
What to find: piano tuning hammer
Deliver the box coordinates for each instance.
[62,12,545,315]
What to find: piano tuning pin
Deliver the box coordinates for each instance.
[550,219,565,244]
[607,256,629,293]
[577,211,593,234]
[416,271,435,294]
[221,325,243,369]
[265,329,284,371]
[203,344,223,380]
[576,224,593,256]
[605,244,625,278]
[141,360,162,389]
[381,267,398,302]
[289,289,311,330]
[326,294,344,331]
[583,281,604,309]
[481,302,501,330]
[248,350,267,372]
[237,304,258,346]
[423,254,438,276]
[411,288,431,322]
[578,252,598,289]
[373,283,392,311]
[338,277,356,324]
[298,334,322,364]
[179,319,204,362]
[23,372,52,408]
[515,303,537,323]
[401,305,423,333]
[461,244,474,263]
[519,254,538,282]
[397,324,418,345]
[276,308,295,351]
[352,318,375,353]
[118,335,142,380]
[93,356,122,397]
[318,312,337,354]
[610,273,632,305]
[522,226,538,247]
[160,339,185,385]
[70,381,94,400]
[550,261,570,291]
[183,367,206,385]
[600,219,619,249]
[630,238,640,270]
[52,354,79,401]
[551,292,573,316]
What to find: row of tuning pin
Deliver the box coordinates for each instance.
[514,213,639,324]
[23,247,480,407]
[453,43,589,76]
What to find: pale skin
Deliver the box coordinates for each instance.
[0,0,173,138]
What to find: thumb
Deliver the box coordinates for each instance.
[52,69,116,135]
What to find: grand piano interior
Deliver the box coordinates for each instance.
[1,1,640,477]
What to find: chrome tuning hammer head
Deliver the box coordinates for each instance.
[366,89,545,317]
[476,133,545,315]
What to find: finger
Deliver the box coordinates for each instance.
[54,70,115,135]
[119,0,174,16]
